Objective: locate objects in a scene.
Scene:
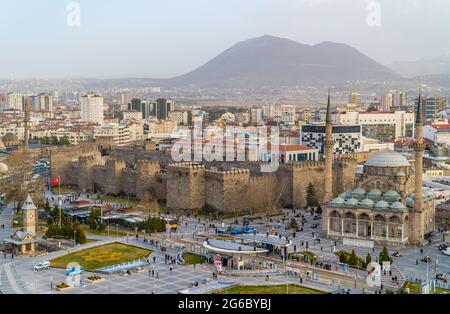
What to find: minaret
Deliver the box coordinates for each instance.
[324,89,334,203]
[414,91,424,212]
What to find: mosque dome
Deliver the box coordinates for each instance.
[339,192,350,199]
[351,188,366,195]
[368,189,382,201]
[374,200,389,209]
[2,133,18,143]
[345,198,359,207]
[331,197,345,205]
[365,151,410,167]
[390,201,407,211]
[359,198,374,208]
[383,190,400,202]
[406,197,414,208]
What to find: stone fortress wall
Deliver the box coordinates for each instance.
[51,144,358,214]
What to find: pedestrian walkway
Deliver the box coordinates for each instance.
[0,204,14,242]
[1,263,24,294]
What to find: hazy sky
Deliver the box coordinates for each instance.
[1,0,450,78]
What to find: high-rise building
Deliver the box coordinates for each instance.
[155,98,174,120]
[7,92,24,111]
[80,93,104,124]
[117,91,131,111]
[251,107,264,125]
[415,96,449,120]
[129,98,142,111]
[398,91,408,108]
[349,92,361,105]
[37,93,53,112]
[380,92,394,112]
[141,100,152,119]
[333,110,415,143]
[301,124,362,155]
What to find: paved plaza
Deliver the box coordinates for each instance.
[1,191,449,294]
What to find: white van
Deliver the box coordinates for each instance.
[442,248,450,256]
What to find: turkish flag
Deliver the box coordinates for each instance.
[51,176,60,186]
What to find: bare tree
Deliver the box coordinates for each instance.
[0,151,43,209]
[249,175,287,219]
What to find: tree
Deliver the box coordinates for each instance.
[306,182,319,208]
[75,227,87,244]
[349,249,359,267]
[315,205,322,215]
[288,218,299,230]
[249,175,286,219]
[87,208,102,230]
[338,252,349,263]
[144,216,166,233]
[0,151,36,209]
[60,136,71,146]
[366,253,372,266]
[50,136,59,145]
[379,246,393,264]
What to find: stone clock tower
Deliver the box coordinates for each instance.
[22,193,37,237]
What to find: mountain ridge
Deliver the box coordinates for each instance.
[164,35,400,88]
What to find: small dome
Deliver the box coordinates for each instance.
[345,198,359,206]
[352,188,366,195]
[359,198,374,207]
[368,189,382,201]
[331,197,345,205]
[406,197,414,208]
[339,192,349,199]
[383,190,400,201]
[2,133,18,142]
[365,151,410,167]
[390,201,407,211]
[368,189,382,196]
[374,200,389,209]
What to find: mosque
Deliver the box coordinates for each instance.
[322,93,435,245]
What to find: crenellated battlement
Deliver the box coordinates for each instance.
[168,162,206,170]
[205,168,250,181]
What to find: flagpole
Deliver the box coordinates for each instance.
[58,177,61,228]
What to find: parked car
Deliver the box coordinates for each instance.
[421,256,432,263]
[201,278,211,284]
[230,228,242,235]
[190,281,199,287]
[241,227,256,234]
[438,244,447,251]
[33,261,51,271]
[442,248,450,256]
[392,251,401,258]
[133,266,144,273]
[436,273,448,282]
